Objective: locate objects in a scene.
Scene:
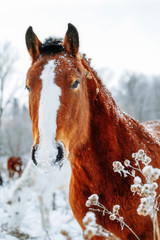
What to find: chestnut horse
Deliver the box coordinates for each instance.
[25,23,160,239]
[7,157,23,178]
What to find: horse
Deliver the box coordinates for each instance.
[7,157,23,178]
[25,23,160,240]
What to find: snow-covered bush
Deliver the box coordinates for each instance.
[113,150,160,240]
[82,211,120,240]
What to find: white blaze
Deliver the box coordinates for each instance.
[35,60,61,170]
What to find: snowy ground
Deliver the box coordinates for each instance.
[0,170,83,240]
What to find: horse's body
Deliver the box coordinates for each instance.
[25,24,160,239]
[143,120,160,142]
[7,157,23,178]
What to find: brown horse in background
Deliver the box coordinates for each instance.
[25,23,160,239]
[7,157,23,178]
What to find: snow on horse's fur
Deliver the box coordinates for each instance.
[25,23,160,239]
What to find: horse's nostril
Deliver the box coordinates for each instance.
[31,145,38,166]
[55,142,65,165]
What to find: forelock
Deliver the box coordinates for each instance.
[39,37,65,55]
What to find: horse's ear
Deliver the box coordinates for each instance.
[64,23,79,58]
[25,26,42,63]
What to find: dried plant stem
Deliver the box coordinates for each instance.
[88,205,140,240]
[152,213,160,240]
[155,217,160,240]
[122,222,140,240]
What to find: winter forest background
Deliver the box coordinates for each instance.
[0,0,160,239]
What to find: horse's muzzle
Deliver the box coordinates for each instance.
[31,144,38,166]
[54,141,65,167]
[31,142,65,167]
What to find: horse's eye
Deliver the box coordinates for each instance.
[70,80,80,89]
[25,85,31,92]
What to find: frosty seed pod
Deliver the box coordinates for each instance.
[113,205,120,214]
[124,160,130,167]
[133,176,142,185]
[109,214,116,221]
[83,212,96,225]
[151,182,158,190]
[130,184,137,193]
[138,149,144,155]
[150,168,160,181]
[140,198,148,205]
[150,191,157,198]
[86,200,91,207]
[132,153,137,158]
[83,227,94,240]
[113,205,120,211]
[144,184,150,191]
[137,155,143,160]
[88,194,99,205]
[145,157,151,165]
[142,166,153,177]
[119,216,123,223]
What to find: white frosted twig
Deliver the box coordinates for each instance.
[85,194,140,240]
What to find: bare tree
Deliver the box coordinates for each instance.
[112,72,154,122]
[0,42,17,127]
[144,76,160,120]
[1,101,32,158]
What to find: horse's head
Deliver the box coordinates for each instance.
[25,24,90,170]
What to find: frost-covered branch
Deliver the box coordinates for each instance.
[113,149,160,240]
[85,194,139,240]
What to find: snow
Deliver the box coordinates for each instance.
[0,160,83,240]
[36,60,62,170]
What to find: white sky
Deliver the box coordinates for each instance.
[1,0,160,91]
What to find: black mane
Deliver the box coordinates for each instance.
[39,37,65,54]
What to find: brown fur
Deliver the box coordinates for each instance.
[7,157,23,178]
[26,24,160,239]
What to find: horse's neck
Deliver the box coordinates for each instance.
[75,60,158,170]
[89,85,156,158]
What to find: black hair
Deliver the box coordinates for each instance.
[39,37,65,54]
